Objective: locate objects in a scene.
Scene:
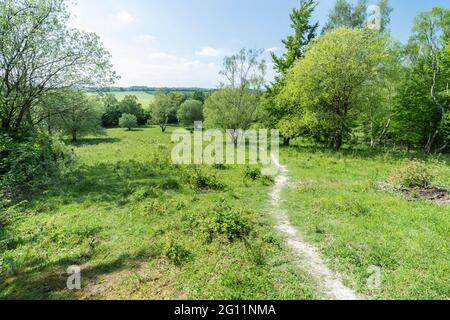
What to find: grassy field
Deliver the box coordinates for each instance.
[0,127,318,300]
[88,91,156,109]
[1,128,449,300]
[280,143,450,300]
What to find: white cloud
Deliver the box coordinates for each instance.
[66,2,222,87]
[195,47,222,57]
[116,10,135,24]
[265,47,279,53]
[134,34,158,44]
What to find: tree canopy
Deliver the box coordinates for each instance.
[279,27,388,150]
[0,0,117,136]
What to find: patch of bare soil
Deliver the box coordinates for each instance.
[403,187,450,205]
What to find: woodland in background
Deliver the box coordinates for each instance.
[1,0,449,203]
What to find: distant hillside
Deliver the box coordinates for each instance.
[84,86,215,93]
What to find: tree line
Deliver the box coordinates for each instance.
[203,0,450,153]
[1,0,449,201]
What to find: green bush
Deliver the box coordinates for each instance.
[119,113,138,131]
[166,242,192,266]
[244,166,261,181]
[0,134,73,201]
[390,160,434,189]
[203,202,252,241]
[185,169,225,191]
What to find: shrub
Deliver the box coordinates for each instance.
[177,99,203,126]
[160,178,180,190]
[166,242,192,266]
[185,169,225,191]
[390,160,434,189]
[0,134,73,201]
[203,203,252,241]
[119,113,138,131]
[128,186,159,202]
[244,166,261,181]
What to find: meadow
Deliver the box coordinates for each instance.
[1,127,448,300]
[88,91,156,110]
[280,143,450,300]
[0,127,318,300]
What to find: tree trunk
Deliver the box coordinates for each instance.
[283,137,291,146]
[72,130,77,143]
[333,132,343,150]
[425,129,439,154]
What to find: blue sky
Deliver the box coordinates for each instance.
[70,0,450,88]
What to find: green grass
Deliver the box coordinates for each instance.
[279,143,450,300]
[1,129,448,300]
[88,91,155,109]
[0,127,317,300]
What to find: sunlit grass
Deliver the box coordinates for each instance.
[280,143,450,300]
[0,127,317,300]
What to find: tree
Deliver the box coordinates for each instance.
[204,49,266,144]
[101,94,121,127]
[119,95,147,125]
[407,7,450,153]
[191,91,206,103]
[119,114,138,131]
[271,0,318,88]
[279,27,387,150]
[204,88,260,143]
[322,0,392,34]
[262,0,318,145]
[167,92,188,123]
[357,39,403,147]
[0,0,117,136]
[441,111,450,147]
[177,99,203,126]
[151,92,173,132]
[45,90,104,142]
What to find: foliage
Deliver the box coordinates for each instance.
[279,28,387,150]
[441,111,450,146]
[177,99,203,126]
[244,166,261,181]
[119,95,148,126]
[101,94,121,127]
[396,7,450,153]
[219,48,266,90]
[260,0,318,144]
[206,202,252,242]
[166,242,192,266]
[0,0,117,135]
[322,0,392,33]
[119,114,138,131]
[204,88,259,142]
[150,92,176,132]
[185,168,225,191]
[390,160,434,189]
[271,0,318,85]
[42,89,105,142]
[204,49,266,144]
[0,134,73,201]
[190,90,206,103]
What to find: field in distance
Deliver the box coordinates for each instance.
[88,91,156,109]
